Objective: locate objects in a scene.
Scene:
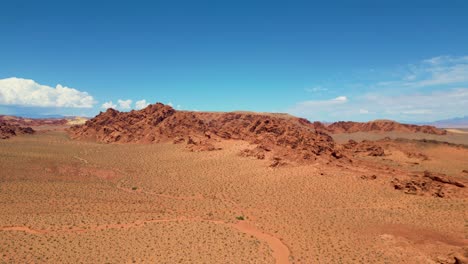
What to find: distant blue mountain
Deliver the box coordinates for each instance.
[16,114,68,119]
[424,116,468,128]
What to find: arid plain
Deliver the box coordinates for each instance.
[1,105,467,264]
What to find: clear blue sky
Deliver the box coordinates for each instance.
[1,0,467,121]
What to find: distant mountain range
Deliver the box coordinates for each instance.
[422,116,468,128]
[0,114,88,126]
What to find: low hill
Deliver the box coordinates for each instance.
[0,115,88,127]
[0,121,35,139]
[68,103,342,163]
[313,120,446,135]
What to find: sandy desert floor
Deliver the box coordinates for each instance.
[0,130,467,263]
[332,130,468,145]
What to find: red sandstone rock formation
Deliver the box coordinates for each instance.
[333,120,447,134]
[0,121,35,139]
[392,171,465,198]
[68,103,342,163]
[313,120,446,135]
[343,139,385,156]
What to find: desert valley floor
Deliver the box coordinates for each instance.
[1,127,467,263]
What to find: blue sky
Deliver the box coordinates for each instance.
[1,0,467,121]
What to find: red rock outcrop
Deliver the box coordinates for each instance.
[0,121,35,139]
[314,120,446,135]
[343,139,385,156]
[68,103,342,163]
[423,171,465,188]
[391,171,465,198]
[239,145,271,160]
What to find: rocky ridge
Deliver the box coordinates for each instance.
[313,120,446,135]
[0,121,35,139]
[68,103,343,163]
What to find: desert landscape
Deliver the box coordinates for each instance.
[2,1,468,263]
[0,103,467,263]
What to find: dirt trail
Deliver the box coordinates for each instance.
[0,217,291,264]
[233,220,291,264]
[73,156,89,164]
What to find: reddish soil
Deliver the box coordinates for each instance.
[2,104,467,263]
[0,218,290,263]
[1,128,467,263]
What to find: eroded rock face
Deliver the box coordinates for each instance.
[423,171,465,188]
[405,151,429,161]
[392,171,465,198]
[68,103,342,163]
[392,178,445,197]
[343,140,385,157]
[239,145,271,160]
[313,120,446,135]
[0,121,35,139]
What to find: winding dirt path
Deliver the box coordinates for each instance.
[232,220,290,264]
[1,217,291,264]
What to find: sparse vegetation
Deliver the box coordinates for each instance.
[0,130,466,263]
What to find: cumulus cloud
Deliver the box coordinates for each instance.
[0,77,95,108]
[101,101,117,109]
[135,99,150,110]
[117,99,132,109]
[167,102,174,107]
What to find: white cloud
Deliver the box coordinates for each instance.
[305,86,328,93]
[0,77,95,108]
[135,99,150,110]
[288,96,348,117]
[167,102,173,107]
[361,88,468,119]
[289,55,468,122]
[333,96,347,102]
[289,88,468,122]
[401,109,432,115]
[379,55,468,88]
[101,101,117,109]
[423,55,468,65]
[117,99,132,109]
[296,96,347,108]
